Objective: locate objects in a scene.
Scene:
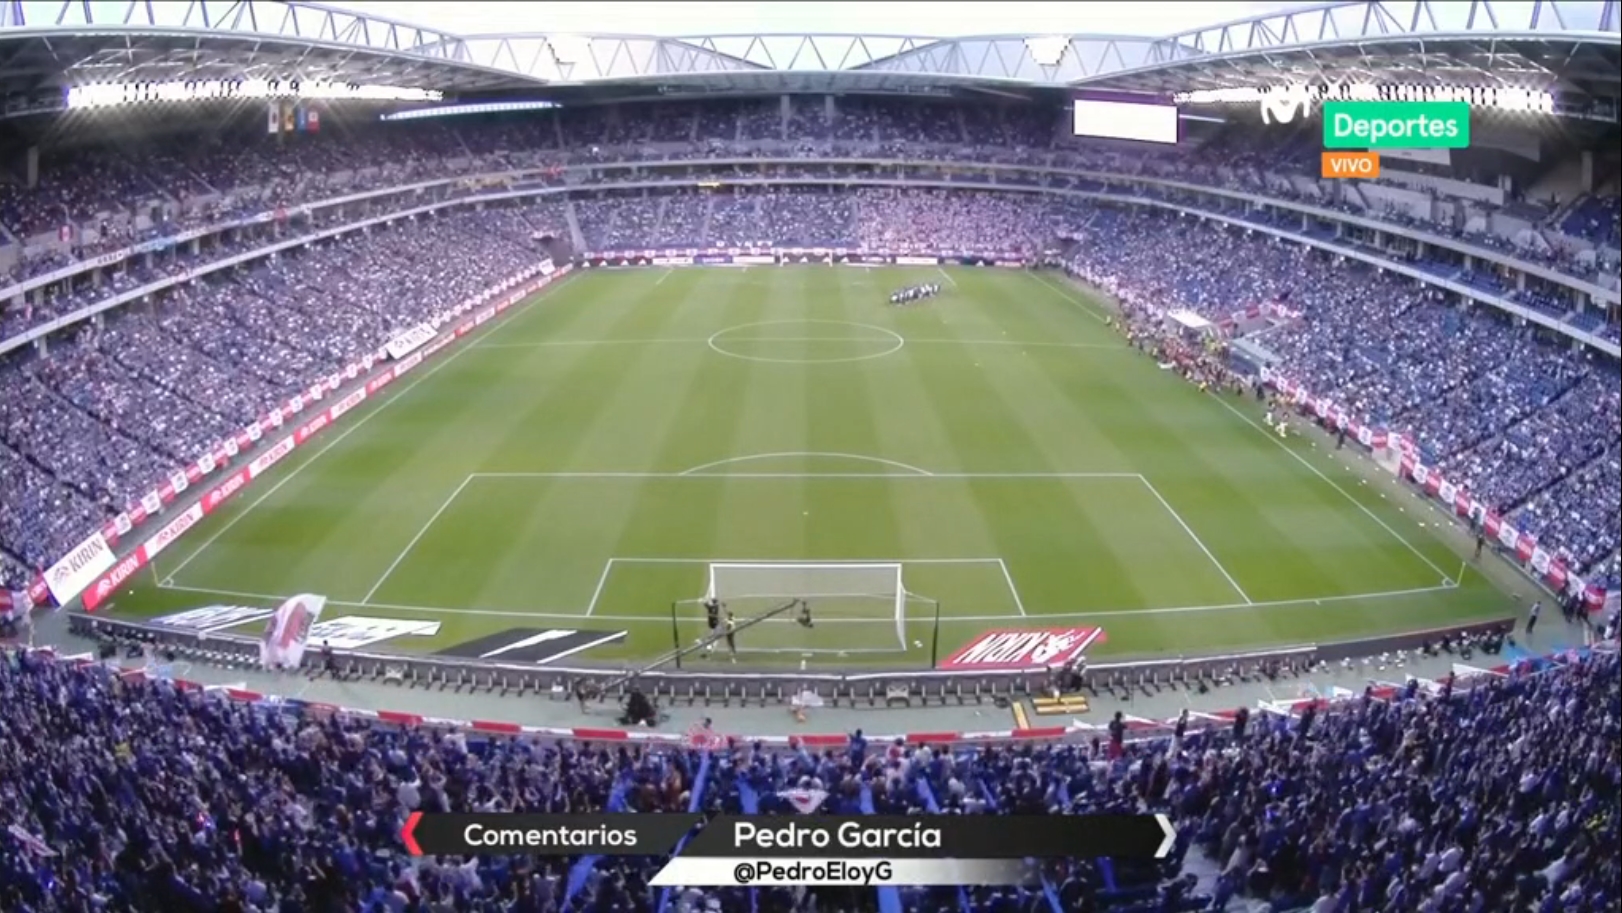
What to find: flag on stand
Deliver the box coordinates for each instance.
[781,788,829,815]
[685,720,725,751]
[259,593,325,669]
[266,102,280,134]
[6,824,55,857]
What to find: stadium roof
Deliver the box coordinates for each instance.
[0,0,1617,103]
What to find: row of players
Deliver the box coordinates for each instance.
[701,595,816,660]
[889,283,942,305]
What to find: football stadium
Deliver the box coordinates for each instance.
[1,0,1619,910]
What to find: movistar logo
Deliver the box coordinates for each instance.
[1259,86,1314,125]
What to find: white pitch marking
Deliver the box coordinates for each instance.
[1138,477,1253,604]
[155,580,1463,624]
[1209,395,1456,581]
[158,278,569,583]
[606,556,1007,565]
[157,582,569,619]
[360,476,475,604]
[653,268,673,286]
[478,338,708,349]
[1026,271,1112,323]
[583,558,616,617]
[936,266,958,288]
[726,646,905,655]
[995,558,1029,617]
[472,470,1138,480]
[476,337,1125,351]
[678,452,936,477]
[706,319,906,365]
[907,339,1125,351]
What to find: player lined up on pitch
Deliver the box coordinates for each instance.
[889,283,941,306]
[700,595,816,661]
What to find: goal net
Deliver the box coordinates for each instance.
[674,562,933,658]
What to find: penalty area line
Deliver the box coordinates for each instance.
[1208,395,1457,583]
[360,476,476,604]
[153,580,1460,625]
[1138,477,1252,605]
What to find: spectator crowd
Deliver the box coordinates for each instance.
[0,644,1615,912]
[1056,205,1619,591]
[0,99,1616,600]
[0,204,562,589]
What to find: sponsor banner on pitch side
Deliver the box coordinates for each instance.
[385,323,436,360]
[939,627,1105,671]
[153,604,279,631]
[44,532,117,605]
[303,616,443,650]
[435,628,627,665]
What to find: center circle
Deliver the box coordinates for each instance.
[706,320,906,365]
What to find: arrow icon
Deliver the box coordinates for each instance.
[1153,814,1176,859]
[401,811,424,856]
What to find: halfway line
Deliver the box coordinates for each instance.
[476,338,1126,351]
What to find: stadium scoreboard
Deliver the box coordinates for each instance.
[1071,90,1180,145]
[401,812,1176,887]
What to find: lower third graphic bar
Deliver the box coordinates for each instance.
[649,858,1035,888]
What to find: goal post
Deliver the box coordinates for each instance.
[670,561,939,661]
[710,562,905,645]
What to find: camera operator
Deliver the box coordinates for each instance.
[619,684,659,728]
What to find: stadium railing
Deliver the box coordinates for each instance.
[34,623,1533,750]
[71,610,1510,712]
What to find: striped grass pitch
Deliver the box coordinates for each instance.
[124,266,1512,665]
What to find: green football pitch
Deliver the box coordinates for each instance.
[110,265,1516,666]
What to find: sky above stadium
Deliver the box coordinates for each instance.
[355,1,1305,37]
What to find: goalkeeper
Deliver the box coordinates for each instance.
[702,596,723,655]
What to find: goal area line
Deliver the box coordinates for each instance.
[589,556,1015,618]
